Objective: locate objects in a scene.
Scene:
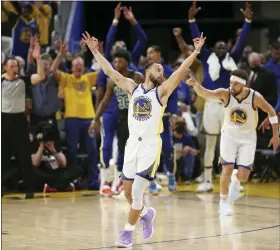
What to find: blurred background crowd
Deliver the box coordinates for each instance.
[1,1,280,198]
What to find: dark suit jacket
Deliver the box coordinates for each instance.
[247,67,277,146]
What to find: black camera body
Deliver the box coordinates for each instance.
[30,120,56,142]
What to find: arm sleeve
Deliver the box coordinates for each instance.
[184,84,191,105]
[97,70,108,88]
[131,23,148,66]
[230,20,251,61]
[104,25,118,61]
[166,88,178,115]
[189,20,211,61]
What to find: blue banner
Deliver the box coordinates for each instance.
[65,1,84,54]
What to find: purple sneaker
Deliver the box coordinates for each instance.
[140,207,156,240]
[115,230,133,248]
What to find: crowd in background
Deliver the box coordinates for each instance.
[1,1,280,198]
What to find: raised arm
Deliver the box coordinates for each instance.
[173,27,188,55]
[50,42,68,82]
[159,33,206,99]
[104,3,121,60]
[82,32,137,95]
[188,2,211,60]
[186,75,229,102]
[30,42,45,85]
[254,91,279,152]
[230,2,253,60]
[122,6,148,66]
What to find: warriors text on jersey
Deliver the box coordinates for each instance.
[223,88,258,135]
[128,84,166,137]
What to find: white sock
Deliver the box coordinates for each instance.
[124,223,135,231]
[101,168,110,184]
[140,206,148,217]
[220,193,228,201]
[205,167,212,183]
[231,170,240,183]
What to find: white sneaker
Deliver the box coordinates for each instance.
[99,182,113,197]
[155,180,162,191]
[195,172,204,183]
[196,182,213,192]
[229,169,241,201]
[219,200,232,216]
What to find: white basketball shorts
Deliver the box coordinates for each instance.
[122,134,162,181]
[220,129,257,169]
[203,99,225,135]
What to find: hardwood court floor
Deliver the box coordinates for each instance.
[2,182,280,250]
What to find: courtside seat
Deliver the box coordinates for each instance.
[255,149,280,183]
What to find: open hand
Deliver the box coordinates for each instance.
[193,32,206,52]
[82,31,99,53]
[46,141,56,153]
[88,120,101,136]
[240,2,253,20]
[29,34,39,51]
[268,135,280,153]
[188,1,201,19]
[122,6,135,22]
[114,2,122,20]
[59,41,68,55]
[32,40,41,60]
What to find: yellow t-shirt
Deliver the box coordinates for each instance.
[59,72,98,119]
[1,1,18,23]
[32,4,52,45]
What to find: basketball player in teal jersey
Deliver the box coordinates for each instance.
[82,31,206,248]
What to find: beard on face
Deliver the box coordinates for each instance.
[231,88,242,97]
[149,74,163,87]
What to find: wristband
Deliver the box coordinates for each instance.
[269,116,278,124]
[194,49,200,54]
[113,19,119,25]
[189,19,196,23]
[245,18,252,23]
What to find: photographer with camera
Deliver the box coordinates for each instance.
[30,121,70,190]
[173,118,198,184]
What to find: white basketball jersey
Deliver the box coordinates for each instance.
[128,84,166,137]
[223,88,258,135]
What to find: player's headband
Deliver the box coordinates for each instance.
[230,75,246,85]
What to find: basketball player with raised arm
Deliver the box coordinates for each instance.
[186,69,279,216]
[82,31,206,247]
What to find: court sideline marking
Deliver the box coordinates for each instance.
[78,224,280,250]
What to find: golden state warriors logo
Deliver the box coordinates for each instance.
[75,81,86,92]
[230,108,248,125]
[20,28,33,43]
[133,96,152,121]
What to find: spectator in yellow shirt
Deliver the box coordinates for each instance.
[32,1,52,49]
[51,45,99,189]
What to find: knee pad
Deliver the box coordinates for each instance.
[204,135,217,166]
[131,175,149,210]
